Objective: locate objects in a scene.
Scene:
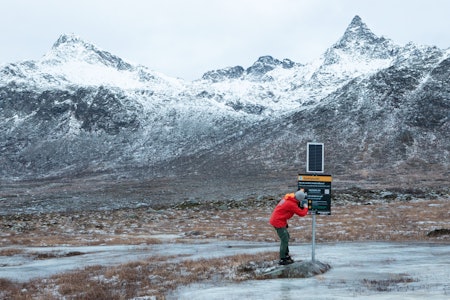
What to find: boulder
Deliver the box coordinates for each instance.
[257,260,331,279]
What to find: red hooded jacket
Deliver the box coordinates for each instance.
[269,193,308,228]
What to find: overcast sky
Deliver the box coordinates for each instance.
[1,0,449,80]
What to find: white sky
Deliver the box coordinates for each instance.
[1,0,449,80]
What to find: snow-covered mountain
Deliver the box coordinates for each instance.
[0,16,448,201]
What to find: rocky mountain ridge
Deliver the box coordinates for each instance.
[0,16,448,204]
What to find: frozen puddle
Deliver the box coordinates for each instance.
[1,242,449,299]
[0,244,155,282]
[0,241,276,282]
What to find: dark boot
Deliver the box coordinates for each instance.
[279,257,294,265]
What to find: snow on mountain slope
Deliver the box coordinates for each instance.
[0,15,448,190]
[0,33,186,94]
[0,16,398,117]
[195,16,399,115]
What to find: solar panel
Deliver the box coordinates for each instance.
[306,143,324,173]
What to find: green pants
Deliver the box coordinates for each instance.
[275,227,290,259]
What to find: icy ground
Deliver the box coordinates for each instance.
[1,241,449,299]
[169,242,450,299]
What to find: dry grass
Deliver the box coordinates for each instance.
[312,200,450,242]
[0,252,278,299]
[362,274,417,292]
[0,248,24,256]
[3,198,448,247]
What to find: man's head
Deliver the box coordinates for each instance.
[294,190,306,201]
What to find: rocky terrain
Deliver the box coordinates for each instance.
[2,188,449,246]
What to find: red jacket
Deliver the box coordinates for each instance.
[269,193,308,228]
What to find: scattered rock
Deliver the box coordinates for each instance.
[427,228,450,237]
[185,230,203,236]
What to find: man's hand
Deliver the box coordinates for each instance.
[301,199,308,208]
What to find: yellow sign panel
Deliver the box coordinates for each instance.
[298,174,332,182]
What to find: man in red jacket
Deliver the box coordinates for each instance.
[269,190,308,265]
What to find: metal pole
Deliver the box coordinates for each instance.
[312,213,316,262]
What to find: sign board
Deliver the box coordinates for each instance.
[306,143,324,173]
[298,174,332,215]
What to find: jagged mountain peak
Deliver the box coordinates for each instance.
[201,65,244,82]
[52,33,85,48]
[245,55,297,79]
[44,33,134,71]
[325,15,398,63]
[49,33,100,57]
[201,55,298,82]
[338,15,378,45]
[0,33,184,90]
[345,16,370,35]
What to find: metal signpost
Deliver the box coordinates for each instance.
[299,143,332,262]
